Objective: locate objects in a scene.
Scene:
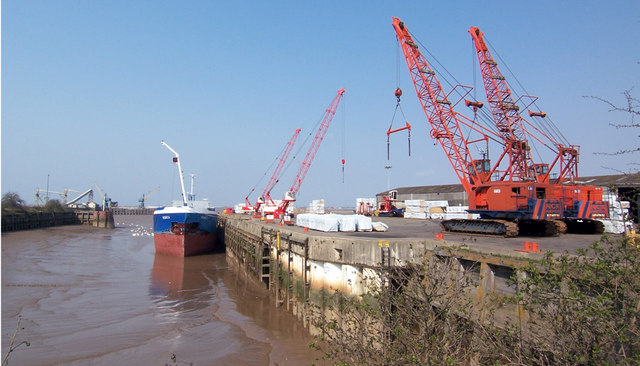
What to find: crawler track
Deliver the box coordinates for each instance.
[441,218,567,237]
[518,219,566,237]
[564,218,605,234]
[441,219,519,237]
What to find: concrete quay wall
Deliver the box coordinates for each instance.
[2,210,115,232]
[220,214,547,328]
[2,211,80,232]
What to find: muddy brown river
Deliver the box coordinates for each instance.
[2,215,320,365]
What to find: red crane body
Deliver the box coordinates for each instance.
[469,26,608,230]
[276,88,346,220]
[253,128,302,215]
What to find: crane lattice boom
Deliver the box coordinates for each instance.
[469,27,536,182]
[277,88,345,216]
[255,128,302,212]
[469,26,580,184]
[392,18,492,194]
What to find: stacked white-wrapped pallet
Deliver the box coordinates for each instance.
[404,199,427,219]
[309,199,325,214]
[425,200,448,219]
[233,203,246,213]
[354,215,373,231]
[443,205,468,219]
[296,214,374,232]
[296,213,339,231]
[600,193,634,233]
[447,205,468,213]
[426,200,449,207]
[337,215,357,231]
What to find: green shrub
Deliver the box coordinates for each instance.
[312,238,640,365]
[2,192,27,214]
[43,199,68,212]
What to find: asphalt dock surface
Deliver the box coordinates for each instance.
[253,215,612,256]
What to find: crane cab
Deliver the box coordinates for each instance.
[283,191,296,202]
[469,159,491,184]
[534,164,550,183]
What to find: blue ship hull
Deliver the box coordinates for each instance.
[153,206,219,257]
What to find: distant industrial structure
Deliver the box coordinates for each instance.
[34,187,97,209]
[34,181,118,211]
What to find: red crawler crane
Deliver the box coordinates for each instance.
[469,26,608,233]
[276,88,346,224]
[392,17,568,236]
[251,128,302,217]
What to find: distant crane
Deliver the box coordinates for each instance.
[245,128,302,217]
[139,186,160,208]
[94,182,112,210]
[275,88,346,224]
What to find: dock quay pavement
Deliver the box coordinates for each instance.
[220,213,611,304]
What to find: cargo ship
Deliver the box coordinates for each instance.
[153,141,219,257]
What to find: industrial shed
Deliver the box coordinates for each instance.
[376,184,469,208]
[377,173,640,222]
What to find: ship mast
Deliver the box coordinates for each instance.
[161,140,188,207]
[189,174,196,201]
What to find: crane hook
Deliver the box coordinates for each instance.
[395,87,402,102]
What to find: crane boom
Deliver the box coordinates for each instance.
[469,26,537,182]
[161,140,187,206]
[392,18,490,195]
[255,128,302,212]
[277,88,345,217]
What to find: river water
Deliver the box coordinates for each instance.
[2,215,320,365]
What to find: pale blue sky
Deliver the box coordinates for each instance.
[2,1,639,208]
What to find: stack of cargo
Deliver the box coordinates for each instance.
[443,205,476,220]
[402,200,479,220]
[404,199,427,219]
[356,198,376,216]
[234,203,246,213]
[309,199,325,214]
[296,213,373,232]
[600,193,633,233]
[425,200,449,219]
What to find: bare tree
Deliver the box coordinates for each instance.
[586,89,639,172]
